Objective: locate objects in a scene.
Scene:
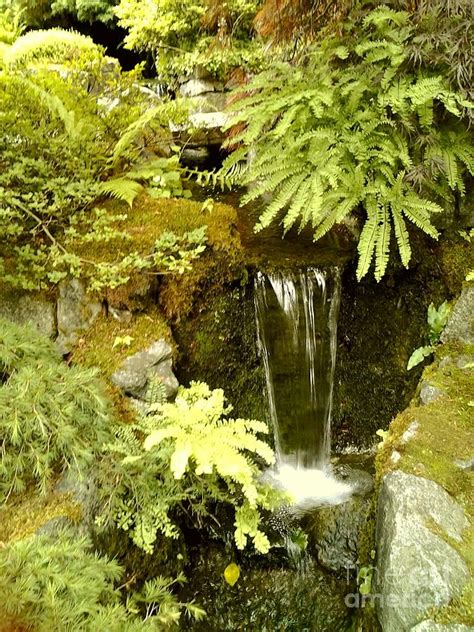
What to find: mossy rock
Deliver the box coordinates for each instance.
[174,285,268,425]
[181,544,351,632]
[73,194,244,317]
[0,487,82,546]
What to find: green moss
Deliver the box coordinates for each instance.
[438,233,474,295]
[71,307,174,376]
[72,194,244,316]
[174,287,268,425]
[373,342,474,627]
[0,488,82,545]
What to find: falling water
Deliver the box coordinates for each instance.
[255,267,351,507]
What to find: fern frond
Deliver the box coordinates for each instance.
[282,178,312,232]
[356,198,378,281]
[391,205,411,268]
[99,178,143,208]
[255,172,306,231]
[375,205,391,281]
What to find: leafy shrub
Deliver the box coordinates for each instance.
[0,318,111,498]
[220,7,474,281]
[0,530,205,630]
[96,381,286,555]
[0,34,196,291]
[115,0,263,80]
[3,27,97,67]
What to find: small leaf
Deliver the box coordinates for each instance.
[407,345,434,371]
[224,563,240,587]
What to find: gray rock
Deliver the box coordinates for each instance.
[454,456,474,472]
[179,78,224,97]
[181,147,211,167]
[441,286,474,346]
[419,382,446,405]
[308,495,372,571]
[411,622,474,632]
[109,306,132,324]
[401,421,419,443]
[375,471,469,632]
[0,293,56,338]
[56,279,101,354]
[111,339,178,400]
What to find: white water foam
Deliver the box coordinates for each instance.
[266,464,353,512]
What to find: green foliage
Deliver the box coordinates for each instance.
[50,0,118,24]
[407,301,451,370]
[406,0,473,117]
[0,32,200,291]
[0,530,204,630]
[220,6,474,280]
[0,318,111,498]
[96,381,286,555]
[115,0,263,79]
[3,27,97,67]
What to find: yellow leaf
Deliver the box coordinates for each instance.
[224,563,240,587]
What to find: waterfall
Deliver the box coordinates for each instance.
[255,267,351,507]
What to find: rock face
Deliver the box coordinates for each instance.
[309,495,372,572]
[172,75,229,164]
[0,293,56,338]
[441,286,474,346]
[111,340,179,400]
[375,471,469,632]
[306,468,374,572]
[56,279,101,354]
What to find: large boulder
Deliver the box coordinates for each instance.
[441,286,474,346]
[375,471,469,632]
[111,339,179,400]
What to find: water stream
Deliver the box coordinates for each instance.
[255,267,352,508]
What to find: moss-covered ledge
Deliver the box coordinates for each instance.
[367,282,473,631]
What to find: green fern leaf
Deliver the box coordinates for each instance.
[256,172,306,231]
[282,178,312,232]
[391,206,411,268]
[99,178,143,208]
[375,205,391,281]
[356,200,378,281]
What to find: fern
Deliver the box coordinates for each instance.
[96,382,287,555]
[99,178,144,207]
[219,7,474,280]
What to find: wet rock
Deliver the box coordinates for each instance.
[307,495,372,571]
[111,339,179,400]
[56,279,101,354]
[180,147,210,167]
[304,468,374,572]
[375,471,469,632]
[441,286,474,345]
[333,465,374,496]
[411,622,474,632]
[0,293,56,338]
[419,382,446,405]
